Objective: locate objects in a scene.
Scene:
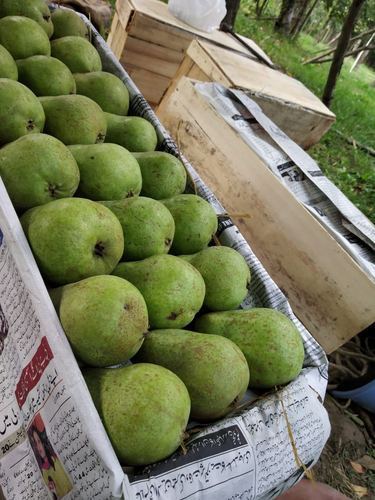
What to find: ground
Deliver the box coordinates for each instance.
[314,395,375,499]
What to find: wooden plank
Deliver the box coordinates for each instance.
[107,12,128,59]
[115,0,135,29]
[122,39,181,78]
[122,63,170,103]
[125,36,183,64]
[157,77,375,353]
[200,42,336,118]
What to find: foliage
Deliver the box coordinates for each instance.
[236,2,375,222]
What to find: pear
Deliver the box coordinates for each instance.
[0,0,54,38]
[0,16,50,60]
[188,246,250,311]
[40,95,106,145]
[51,36,102,73]
[133,152,187,200]
[0,79,45,146]
[0,134,79,210]
[69,143,141,201]
[17,56,76,96]
[74,72,129,115]
[21,198,124,285]
[195,308,305,389]
[51,275,148,367]
[135,329,250,421]
[101,197,175,261]
[0,45,17,80]
[84,363,190,465]
[51,8,88,39]
[162,194,218,255]
[113,255,205,329]
[105,113,157,152]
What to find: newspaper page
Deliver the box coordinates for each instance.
[194,83,375,279]
[122,371,330,500]
[0,183,124,499]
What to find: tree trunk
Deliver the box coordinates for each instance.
[275,0,318,35]
[322,0,366,107]
[220,0,241,31]
[291,0,319,37]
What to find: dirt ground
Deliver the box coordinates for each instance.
[313,394,375,499]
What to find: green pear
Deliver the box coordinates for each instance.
[135,329,250,421]
[39,95,107,145]
[0,79,45,146]
[188,246,250,311]
[84,363,190,465]
[113,255,205,329]
[0,0,54,38]
[0,16,50,60]
[101,197,175,261]
[0,134,79,209]
[0,45,17,80]
[17,56,76,96]
[105,113,157,152]
[133,152,187,200]
[74,72,129,115]
[162,194,218,255]
[51,36,102,73]
[195,308,305,389]
[21,198,124,285]
[51,8,88,39]
[51,275,148,367]
[68,143,141,201]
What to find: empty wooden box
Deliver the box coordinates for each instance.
[161,39,336,149]
[107,0,274,108]
[157,77,375,353]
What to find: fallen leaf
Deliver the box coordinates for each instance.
[350,461,365,474]
[357,455,375,471]
[350,484,368,498]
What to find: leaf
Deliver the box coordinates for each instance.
[357,455,375,471]
[350,461,365,474]
[350,484,368,498]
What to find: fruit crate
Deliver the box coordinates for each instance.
[0,8,329,500]
[160,39,336,149]
[157,77,375,355]
[107,0,335,149]
[107,0,272,109]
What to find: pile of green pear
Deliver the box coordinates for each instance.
[0,1,305,467]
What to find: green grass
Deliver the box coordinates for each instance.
[235,4,375,223]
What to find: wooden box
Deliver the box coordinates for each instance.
[107,0,274,108]
[157,77,375,354]
[161,39,336,149]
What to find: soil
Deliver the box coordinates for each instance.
[313,394,375,499]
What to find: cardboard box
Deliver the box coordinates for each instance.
[157,77,375,353]
[161,39,336,149]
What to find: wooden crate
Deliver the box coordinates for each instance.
[157,77,375,354]
[161,40,336,149]
[107,0,274,109]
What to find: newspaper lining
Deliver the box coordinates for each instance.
[194,83,375,279]
[0,9,330,500]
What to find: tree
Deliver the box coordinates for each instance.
[322,0,367,107]
[274,0,311,35]
[220,0,241,31]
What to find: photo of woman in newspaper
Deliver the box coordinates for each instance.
[28,413,72,499]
